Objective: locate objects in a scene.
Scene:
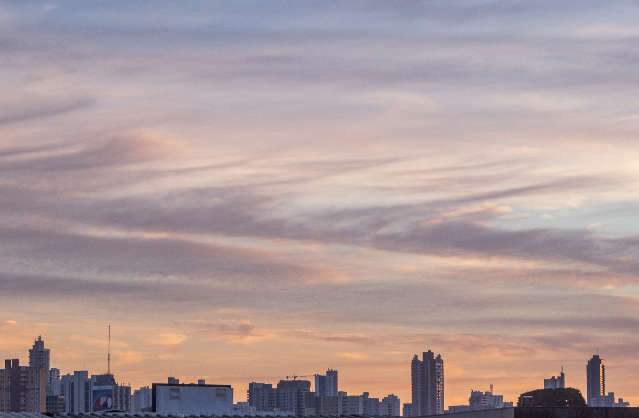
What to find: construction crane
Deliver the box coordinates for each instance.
[286,374,314,380]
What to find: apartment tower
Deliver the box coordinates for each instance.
[587,354,605,406]
[411,350,444,416]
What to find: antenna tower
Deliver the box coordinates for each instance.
[108,324,111,375]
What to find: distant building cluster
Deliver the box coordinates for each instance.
[0,337,131,415]
[0,338,633,416]
[448,385,513,413]
[586,355,629,408]
[245,370,400,417]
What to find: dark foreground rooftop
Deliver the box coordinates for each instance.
[3,409,639,418]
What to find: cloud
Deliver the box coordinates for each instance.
[117,350,145,365]
[0,271,199,301]
[0,225,335,290]
[337,352,370,361]
[58,177,637,278]
[0,135,176,172]
[0,96,94,125]
[373,220,639,276]
[0,143,69,159]
[1,156,636,284]
[2,0,639,404]
[297,331,377,345]
[180,319,268,344]
[157,333,187,347]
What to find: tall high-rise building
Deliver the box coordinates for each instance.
[29,336,50,395]
[587,355,605,406]
[61,371,91,414]
[315,374,326,398]
[46,368,64,415]
[276,379,311,416]
[411,350,444,416]
[28,337,50,372]
[247,382,276,411]
[314,369,338,397]
[48,368,61,396]
[0,359,46,412]
[326,369,338,396]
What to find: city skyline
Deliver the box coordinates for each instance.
[0,335,632,411]
[2,0,639,411]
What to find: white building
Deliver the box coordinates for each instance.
[449,387,512,413]
[589,393,629,408]
[340,394,364,416]
[233,402,293,417]
[133,386,152,412]
[544,368,566,390]
[61,371,90,414]
[152,383,233,415]
[380,394,401,416]
[48,369,61,396]
[469,388,508,410]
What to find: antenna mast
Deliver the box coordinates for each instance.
[108,324,111,375]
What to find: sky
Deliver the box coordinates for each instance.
[1,0,639,408]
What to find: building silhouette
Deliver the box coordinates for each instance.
[276,379,311,416]
[449,386,512,413]
[28,336,50,396]
[0,359,46,412]
[314,369,338,397]
[544,368,566,390]
[132,386,152,412]
[91,373,131,412]
[48,368,61,396]
[411,350,444,416]
[247,382,276,412]
[28,337,50,372]
[586,355,605,406]
[403,403,412,417]
[61,371,90,414]
[380,394,401,416]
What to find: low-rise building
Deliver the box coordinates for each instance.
[380,394,401,416]
[589,393,629,408]
[151,382,233,415]
[449,387,512,413]
[469,388,510,410]
[91,373,130,412]
[544,369,566,390]
[133,386,152,412]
